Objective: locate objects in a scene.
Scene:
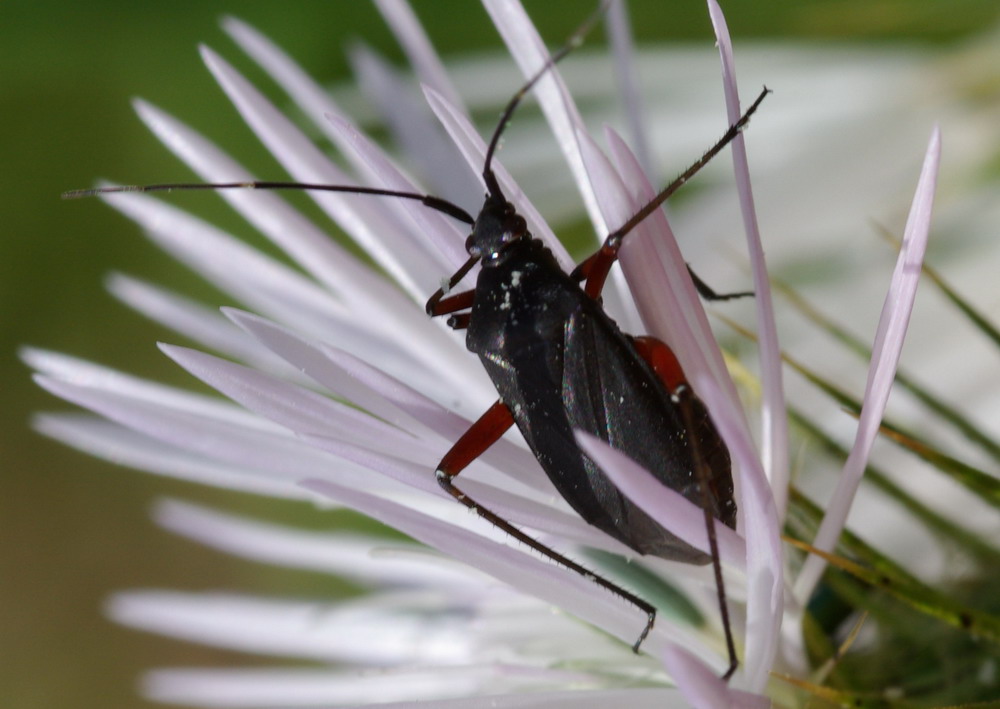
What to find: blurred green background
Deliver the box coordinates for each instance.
[2,1,997,707]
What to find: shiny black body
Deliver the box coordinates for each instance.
[463,195,736,564]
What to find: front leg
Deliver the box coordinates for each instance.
[426,288,475,331]
[426,288,475,318]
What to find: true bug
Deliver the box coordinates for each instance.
[422,72,766,670]
[65,6,767,676]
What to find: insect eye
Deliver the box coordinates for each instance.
[465,234,481,256]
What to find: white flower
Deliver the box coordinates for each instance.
[30,1,947,707]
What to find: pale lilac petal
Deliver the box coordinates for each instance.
[131,98,410,315]
[373,0,466,114]
[421,85,572,270]
[596,127,745,422]
[330,688,690,709]
[153,498,487,588]
[304,479,717,664]
[142,665,599,707]
[795,127,941,602]
[481,0,607,236]
[99,191,355,338]
[106,274,305,382]
[299,431,622,555]
[110,591,475,665]
[143,667,481,707]
[663,645,770,709]
[101,187,477,391]
[575,434,746,569]
[221,309,553,497]
[691,372,783,692]
[224,310,565,508]
[222,308,500,443]
[158,344,442,459]
[605,0,655,182]
[23,347,270,429]
[32,373,406,499]
[199,45,449,298]
[221,17,420,194]
[555,127,638,330]
[322,111,470,271]
[350,45,481,208]
[33,414,305,499]
[707,0,789,512]
[132,97,460,381]
[205,23,465,276]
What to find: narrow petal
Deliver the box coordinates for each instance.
[421,85,572,270]
[153,498,487,588]
[106,274,306,382]
[795,127,941,602]
[569,127,643,332]
[663,644,770,709]
[373,0,466,114]
[23,347,268,429]
[691,372,783,691]
[350,45,481,208]
[707,0,789,512]
[32,373,400,497]
[110,590,477,665]
[142,665,602,707]
[574,432,747,567]
[33,414,304,499]
[602,128,747,424]
[158,343,441,459]
[321,687,691,709]
[222,308,499,441]
[304,479,718,663]
[322,111,470,270]
[605,0,655,182]
[481,0,607,236]
[199,45,451,298]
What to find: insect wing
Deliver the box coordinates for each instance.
[561,300,732,563]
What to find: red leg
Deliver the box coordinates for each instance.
[427,288,475,317]
[425,254,478,316]
[446,312,471,330]
[570,243,620,300]
[630,335,688,392]
[436,399,657,652]
[630,334,739,678]
[437,399,514,476]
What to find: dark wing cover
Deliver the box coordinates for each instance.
[559,299,730,563]
[473,268,729,562]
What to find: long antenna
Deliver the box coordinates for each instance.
[481,1,610,197]
[63,180,475,225]
[611,86,770,244]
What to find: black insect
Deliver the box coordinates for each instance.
[423,68,766,671]
[65,9,768,678]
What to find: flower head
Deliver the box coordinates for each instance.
[31,1,950,707]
